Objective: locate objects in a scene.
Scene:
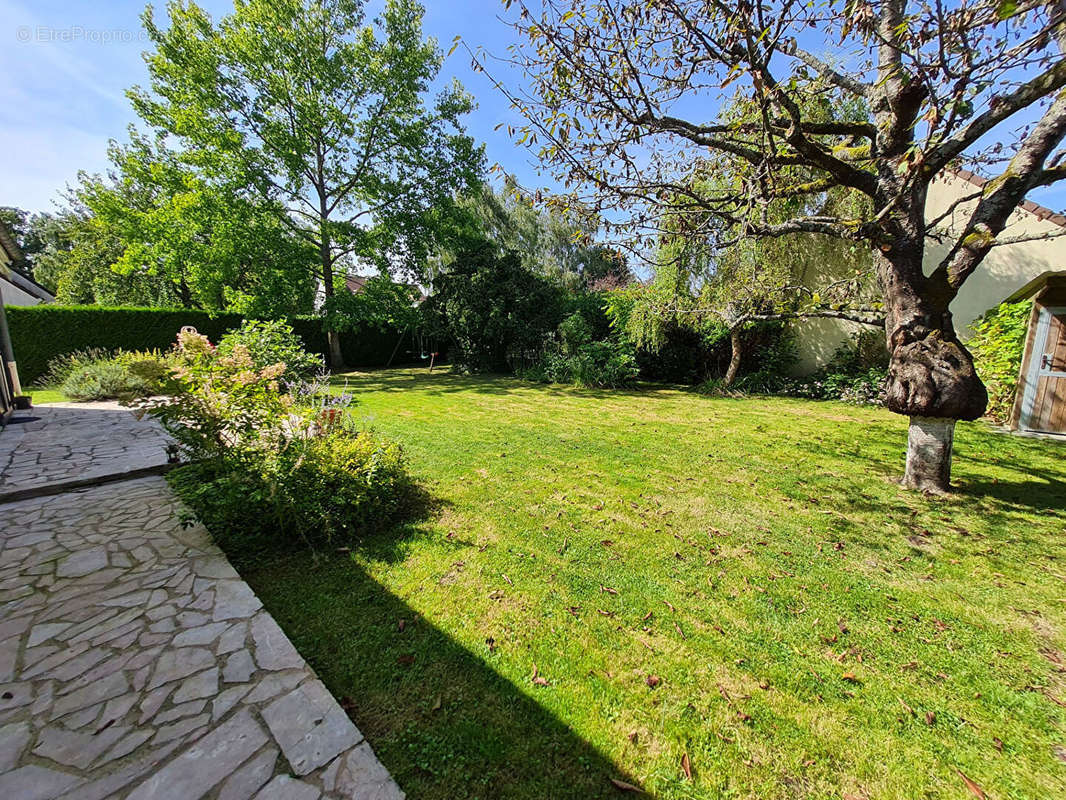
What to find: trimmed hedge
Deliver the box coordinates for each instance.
[6,305,428,384]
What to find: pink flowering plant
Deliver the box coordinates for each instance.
[153,328,411,553]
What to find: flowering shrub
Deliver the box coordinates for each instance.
[215,319,324,380]
[154,329,412,553]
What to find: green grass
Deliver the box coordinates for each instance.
[22,386,66,404]
[235,368,1066,800]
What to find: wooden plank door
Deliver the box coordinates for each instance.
[1021,306,1066,434]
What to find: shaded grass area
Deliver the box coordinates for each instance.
[236,368,1066,800]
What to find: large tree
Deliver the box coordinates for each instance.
[135,0,482,367]
[73,131,317,316]
[490,0,1066,491]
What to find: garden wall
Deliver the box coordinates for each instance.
[6,305,423,384]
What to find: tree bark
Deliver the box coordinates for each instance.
[723,326,743,386]
[875,241,987,492]
[319,234,345,371]
[902,417,955,493]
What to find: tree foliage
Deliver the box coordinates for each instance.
[426,242,565,372]
[135,0,483,364]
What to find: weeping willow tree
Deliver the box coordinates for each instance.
[618,90,883,385]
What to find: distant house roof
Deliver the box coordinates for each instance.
[343,275,370,293]
[0,220,24,269]
[953,168,1066,229]
[343,273,427,303]
[2,269,55,304]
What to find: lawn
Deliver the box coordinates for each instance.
[232,368,1063,799]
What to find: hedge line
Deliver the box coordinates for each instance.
[5,305,424,384]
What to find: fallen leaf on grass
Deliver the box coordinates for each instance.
[531,663,549,687]
[397,619,406,632]
[610,778,642,793]
[397,654,415,667]
[646,674,661,688]
[842,672,860,683]
[601,584,619,595]
[430,695,442,711]
[925,711,936,726]
[680,752,692,780]
[956,768,986,798]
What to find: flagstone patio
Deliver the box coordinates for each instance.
[0,405,402,800]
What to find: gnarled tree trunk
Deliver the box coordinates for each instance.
[875,240,987,493]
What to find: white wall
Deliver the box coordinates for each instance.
[791,173,1064,374]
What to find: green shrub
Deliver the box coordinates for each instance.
[153,328,412,554]
[47,348,174,401]
[216,319,324,380]
[428,243,566,373]
[518,312,640,388]
[969,300,1031,424]
[61,361,153,401]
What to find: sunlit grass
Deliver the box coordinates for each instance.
[237,368,1066,800]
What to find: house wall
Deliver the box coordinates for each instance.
[791,173,1065,374]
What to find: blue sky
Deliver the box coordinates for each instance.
[2,0,1063,217]
[0,0,540,214]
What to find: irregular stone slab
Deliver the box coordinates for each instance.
[322,742,405,800]
[223,650,256,684]
[251,614,304,672]
[213,581,262,621]
[126,709,269,800]
[254,774,322,800]
[218,746,278,800]
[32,723,130,769]
[172,667,219,704]
[261,681,362,776]
[0,720,31,772]
[147,647,215,691]
[0,764,81,800]
[56,546,108,578]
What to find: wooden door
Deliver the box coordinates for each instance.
[1021,306,1066,434]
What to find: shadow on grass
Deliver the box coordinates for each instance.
[241,538,646,800]
[330,366,685,402]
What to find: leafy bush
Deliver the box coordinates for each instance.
[698,331,886,406]
[519,312,639,388]
[427,243,566,373]
[969,300,1031,424]
[46,348,173,401]
[153,329,412,554]
[216,319,324,380]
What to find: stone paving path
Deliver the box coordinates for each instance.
[0,462,402,798]
[0,403,176,502]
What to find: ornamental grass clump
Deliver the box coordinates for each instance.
[154,329,412,554]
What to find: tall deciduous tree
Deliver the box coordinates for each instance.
[134,0,482,367]
[490,0,1066,491]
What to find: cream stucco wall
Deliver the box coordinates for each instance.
[791,173,1065,374]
